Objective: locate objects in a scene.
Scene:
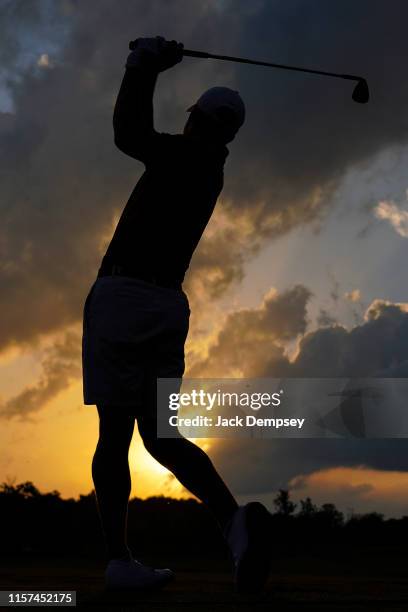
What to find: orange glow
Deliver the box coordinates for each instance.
[290,466,408,514]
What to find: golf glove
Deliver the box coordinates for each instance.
[126,36,183,72]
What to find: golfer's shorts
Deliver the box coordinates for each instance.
[81,275,190,412]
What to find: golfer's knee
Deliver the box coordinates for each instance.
[96,404,135,448]
[141,435,209,470]
[141,437,172,466]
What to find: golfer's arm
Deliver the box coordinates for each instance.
[113,66,159,161]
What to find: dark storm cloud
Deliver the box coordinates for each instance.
[190,291,408,379]
[0,330,81,420]
[1,0,408,354]
[188,285,311,376]
[0,0,239,351]
[194,292,408,497]
[316,308,337,327]
[227,0,408,209]
[289,301,408,377]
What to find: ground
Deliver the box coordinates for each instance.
[2,551,408,611]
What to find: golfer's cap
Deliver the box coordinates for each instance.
[187,86,245,130]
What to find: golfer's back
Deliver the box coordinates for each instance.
[100,132,228,287]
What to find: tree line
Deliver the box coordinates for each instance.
[1,481,406,557]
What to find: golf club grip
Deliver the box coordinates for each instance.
[128,41,209,58]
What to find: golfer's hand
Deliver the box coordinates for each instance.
[127,36,183,72]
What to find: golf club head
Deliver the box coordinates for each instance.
[352,79,369,104]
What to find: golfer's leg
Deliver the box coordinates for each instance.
[92,404,135,560]
[137,416,238,531]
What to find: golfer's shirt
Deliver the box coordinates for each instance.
[100,66,229,287]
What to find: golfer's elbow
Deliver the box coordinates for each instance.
[113,129,153,161]
[114,132,134,156]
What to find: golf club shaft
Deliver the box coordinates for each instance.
[182,49,362,83]
[127,41,364,85]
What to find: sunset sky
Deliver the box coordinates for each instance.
[2,0,408,517]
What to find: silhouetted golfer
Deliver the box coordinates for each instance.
[82,36,270,593]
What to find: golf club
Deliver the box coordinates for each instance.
[128,41,369,104]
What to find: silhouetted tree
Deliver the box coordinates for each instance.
[273,489,297,516]
[0,481,41,498]
[317,503,344,528]
[2,481,408,559]
[298,497,318,517]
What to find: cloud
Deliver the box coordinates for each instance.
[187,284,311,377]
[288,467,408,517]
[0,0,238,353]
[289,300,408,377]
[190,288,408,380]
[316,308,336,327]
[227,0,408,214]
[344,289,361,303]
[0,0,66,104]
[374,196,408,237]
[194,293,408,508]
[0,329,81,420]
[284,466,408,516]
[290,469,374,501]
[37,54,53,69]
